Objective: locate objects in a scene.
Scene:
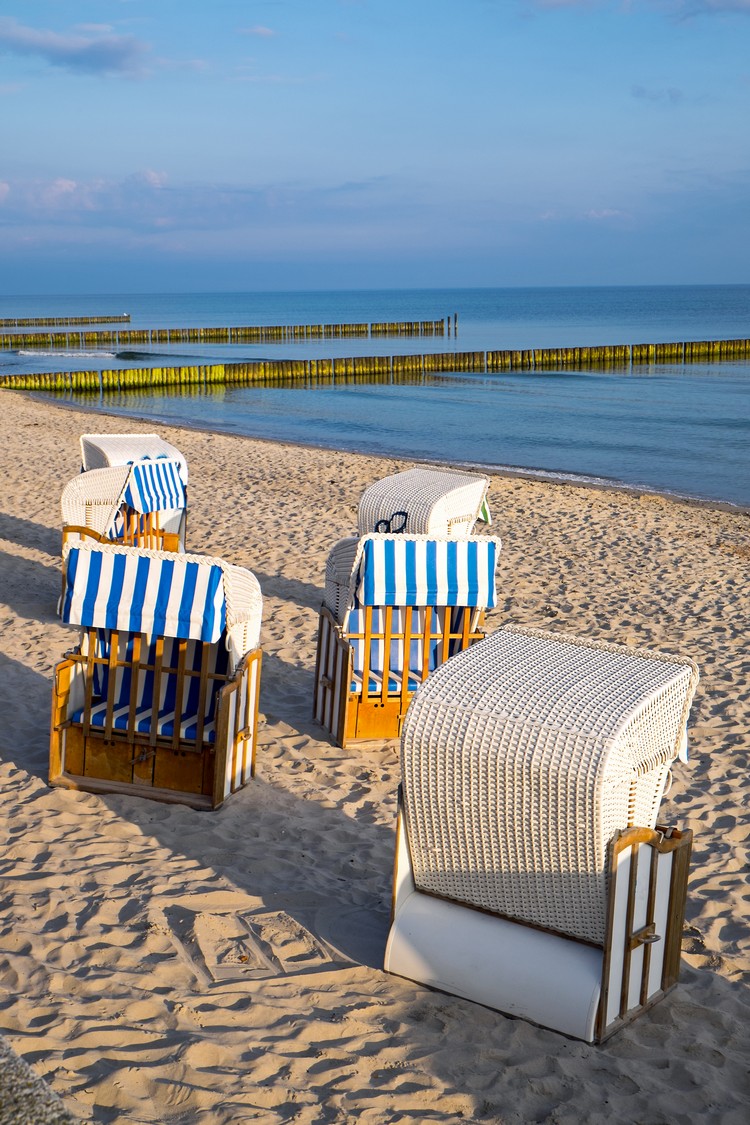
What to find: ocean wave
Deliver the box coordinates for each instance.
[17,349,116,358]
[114,349,210,361]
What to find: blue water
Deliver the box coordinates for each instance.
[2,286,749,508]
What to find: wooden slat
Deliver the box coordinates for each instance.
[103,629,120,742]
[193,642,211,749]
[126,633,143,742]
[149,635,165,748]
[171,639,188,751]
[619,841,640,1019]
[640,843,661,1006]
[421,606,433,682]
[381,606,394,705]
[82,628,98,740]
[400,607,414,712]
[361,606,374,702]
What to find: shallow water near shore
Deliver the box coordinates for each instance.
[3,285,750,507]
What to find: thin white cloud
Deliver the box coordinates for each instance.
[239,25,276,37]
[585,208,629,220]
[672,0,750,11]
[0,16,150,76]
[0,171,407,237]
[523,0,750,12]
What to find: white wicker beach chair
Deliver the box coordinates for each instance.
[357,467,490,538]
[50,542,263,810]
[385,626,699,1042]
[80,433,188,482]
[61,459,187,553]
[314,533,501,746]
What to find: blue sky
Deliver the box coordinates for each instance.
[0,0,748,293]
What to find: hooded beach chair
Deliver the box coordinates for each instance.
[61,458,188,553]
[80,432,189,482]
[357,467,491,538]
[314,533,501,746]
[50,542,262,810]
[384,626,700,1043]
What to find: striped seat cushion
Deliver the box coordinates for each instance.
[74,632,229,743]
[348,606,473,694]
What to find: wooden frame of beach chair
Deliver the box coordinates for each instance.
[50,543,263,810]
[384,626,699,1042]
[61,460,188,555]
[357,467,491,538]
[313,533,501,747]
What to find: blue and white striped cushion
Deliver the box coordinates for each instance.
[348,606,449,691]
[122,458,186,514]
[356,537,497,609]
[74,634,229,742]
[61,545,226,642]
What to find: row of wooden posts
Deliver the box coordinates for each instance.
[0,314,131,328]
[3,337,749,393]
[0,320,448,349]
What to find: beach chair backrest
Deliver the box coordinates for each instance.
[61,543,226,641]
[121,458,186,515]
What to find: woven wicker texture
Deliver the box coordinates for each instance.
[357,468,489,538]
[324,536,360,623]
[80,433,188,482]
[61,463,187,552]
[61,465,132,539]
[400,625,698,946]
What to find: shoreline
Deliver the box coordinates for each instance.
[1,390,748,1123]
[31,390,750,517]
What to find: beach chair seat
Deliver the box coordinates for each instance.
[50,543,263,810]
[385,626,699,1042]
[79,432,189,482]
[61,458,188,553]
[314,533,501,746]
[357,467,491,538]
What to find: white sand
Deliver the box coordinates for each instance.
[0,391,748,1124]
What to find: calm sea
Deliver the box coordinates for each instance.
[1,286,749,509]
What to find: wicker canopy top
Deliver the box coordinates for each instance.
[357,467,489,537]
[400,625,699,945]
[80,433,188,482]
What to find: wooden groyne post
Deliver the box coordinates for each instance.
[0,314,130,328]
[4,335,750,396]
[0,318,448,351]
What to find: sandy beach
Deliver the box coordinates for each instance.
[0,389,748,1124]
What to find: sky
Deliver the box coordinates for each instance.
[0,0,748,293]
